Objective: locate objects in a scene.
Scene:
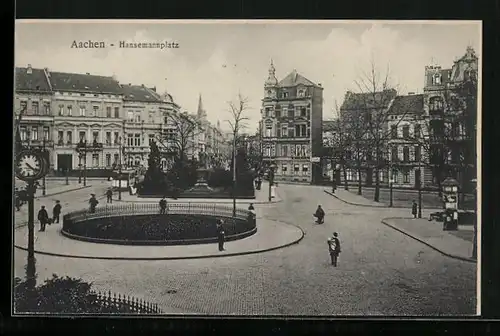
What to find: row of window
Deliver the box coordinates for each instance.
[54,103,121,118]
[277,163,309,176]
[55,92,120,99]
[56,130,122,146]
[344,169,412,183]
[126,110,158,123]
[391,146,421,162]
[19,101,51,115]
[390,124,421,139]
[266,88,307,99]
[263,144,310,157]
[79,153,119,167]
[264,124,310,138]
[264,106,310,119]
[19,127,50,141]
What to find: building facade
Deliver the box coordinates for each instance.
[422,46,478,192]
[14,65,54,168]
[48,71,124,174]
[260,61,324,183]
[121,84,180,170]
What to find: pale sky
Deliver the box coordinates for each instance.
[15,20,481,133]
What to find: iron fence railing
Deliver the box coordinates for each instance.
[92,290,163,314]
[63,202,251,224]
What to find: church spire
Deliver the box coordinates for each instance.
[197,93,206,119]
[265,59,278,87]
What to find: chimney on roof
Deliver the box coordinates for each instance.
[318,83,322,86]
[152,86,156,92]
[27,64,32,75]
[128,83,131,86]
[141,84,144,87]
[86,72,90,75]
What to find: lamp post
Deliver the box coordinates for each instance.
[268,164,275,202]
[232,132,237,217]
[83,141,87,187]
[471,178,477,259]
[65,167,69,185]
[118,136,123,201]
[417,146,422,218]
[389,168,394,207]
[41,137,47,196]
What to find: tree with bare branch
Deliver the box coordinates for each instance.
[323,102,353,191]
[351,61,403,202]
[156,111,204,162]
[226,93,251,215]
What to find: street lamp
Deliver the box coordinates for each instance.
[76,140,87,186]
[268,164,275,202]
[118,136,123,201]
[232,133,237,217]
[417,145,423,218]
[389,168,395,207]
[41,138,47,196]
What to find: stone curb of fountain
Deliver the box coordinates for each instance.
[324,190,443,211]
[14,220,304,261]
[380,217,476,263]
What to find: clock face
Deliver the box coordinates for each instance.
[15,151,45,181]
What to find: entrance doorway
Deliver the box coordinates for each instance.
[58,154,73,172]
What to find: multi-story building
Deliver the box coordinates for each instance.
[260,61,324,183]
[386,93,427,188]
[121,84,180,170]
[14,65,54,168]
[422,46,478,192]
[338,89,398,186]
[49,70,124,174]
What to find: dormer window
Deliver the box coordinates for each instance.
[282,92,289,98]
[297,88,305,97]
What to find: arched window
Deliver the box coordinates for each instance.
[433,74,441,85]
[429,97,444,112]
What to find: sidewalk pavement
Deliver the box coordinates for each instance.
[14,184,109,229]
[114,181,282,205]
[14,217,303,260]
[381,217,476,263]
[324,189,443,211]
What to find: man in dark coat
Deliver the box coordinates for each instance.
[313,205,325,224]
[106,188,113,204]
[159,197,167,214]
[37,205,49,232]
[89,194,99,213]
[216,219,225,251]
[52,200,62,224]
[327,232,341,267]
[412,200,418,219]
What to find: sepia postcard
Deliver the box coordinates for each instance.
[13,19,481,316]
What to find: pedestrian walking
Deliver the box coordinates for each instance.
[52,200,62,224]
[411,200,418,219]
[15,188,21,211]
[327,232,341,267]
[106,188,113,204]
[159,197,167,214]
[313,205,325,224]
[89,194,99,213]
[37,205,49,232]
[216,219,225,251]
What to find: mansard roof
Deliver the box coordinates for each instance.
[15,67,52,93]
[49,71,122,94]
[121,84,162,102]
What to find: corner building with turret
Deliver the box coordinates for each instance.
[260,61,323,184]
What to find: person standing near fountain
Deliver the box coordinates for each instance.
[159,197,167,214]
[217,219,225,251]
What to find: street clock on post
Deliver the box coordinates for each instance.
[15,150,48,181]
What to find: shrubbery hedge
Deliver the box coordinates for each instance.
[63,214,256,244]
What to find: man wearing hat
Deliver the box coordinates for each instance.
[216,219,225,251]
[37,205,49,232]
[89,193,99,213]
[52,200,62,224]
[327,232,341,267]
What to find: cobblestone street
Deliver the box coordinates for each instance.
[13,183,477,315]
